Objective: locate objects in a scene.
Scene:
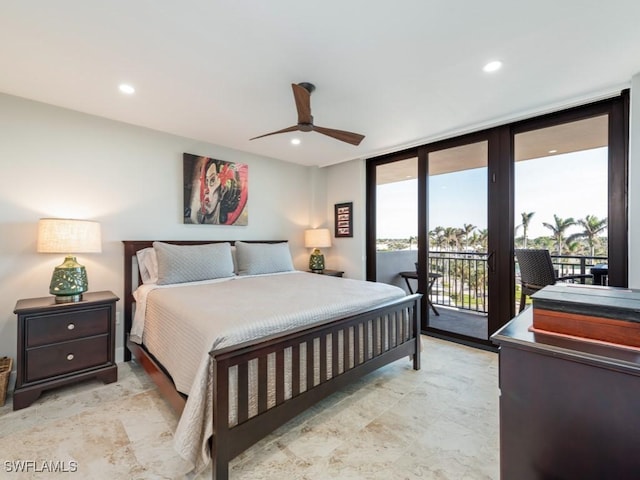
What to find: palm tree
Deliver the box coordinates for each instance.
[429,226,445,250]
[461,223,476,249]
[542,214,575,256]
[565,240,586,256]
[572,215,607,257]
[443,227,459,251]
[467,232,481,251]
[477,228,488,252]
[534,236,555,251]
[519,212,535,248]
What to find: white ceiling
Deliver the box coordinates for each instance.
[2,1,639,168]
[376,115,609,185]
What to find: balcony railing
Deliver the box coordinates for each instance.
[428,251,488,313]
[425,250,607,314]
[428,251,488,312]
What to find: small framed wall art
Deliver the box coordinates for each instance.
[334,202,353,238]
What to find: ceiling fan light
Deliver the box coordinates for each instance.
[119,83,135,94]
[483,61,502,73]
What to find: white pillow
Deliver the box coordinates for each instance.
[231,245,238,273]
[136,247,158,284]
[153,242,235,285]
[235,241,294,275]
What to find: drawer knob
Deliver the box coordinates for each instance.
[66,353,74,361]
[67,323,75,330]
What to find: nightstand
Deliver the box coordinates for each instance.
[13,291,119,410]
[307,269,344,277]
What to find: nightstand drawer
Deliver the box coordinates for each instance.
[25,335,109,382]
[26,307,110,347]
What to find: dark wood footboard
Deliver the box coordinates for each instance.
[210,293,421,480]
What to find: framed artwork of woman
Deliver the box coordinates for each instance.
[183,153,249,225]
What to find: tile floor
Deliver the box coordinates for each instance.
[0,336,499,479]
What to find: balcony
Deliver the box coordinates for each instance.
[377,249,607,339]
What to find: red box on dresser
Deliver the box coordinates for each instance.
[531,283,640,348]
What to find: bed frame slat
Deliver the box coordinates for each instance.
[373,318,379,357]
[319,334,327,383]
[258,356,268,414]
[364,320,370,363]
[275,350,285,405]
[237,362,249,424]
[381,315,388,352]
[344,326,351,372]
[306,339,315,391]
[331,332,339,379]
[353,323,361,368]
[292,344,300,397]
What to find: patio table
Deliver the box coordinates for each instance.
[590,264,608,286]
[399,271,441,316]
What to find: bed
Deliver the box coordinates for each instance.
[122,240,422,479]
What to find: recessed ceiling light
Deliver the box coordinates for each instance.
[291,138,301,145]
[119,84,135,95]
[548,149,558,154]
[483,61,502,73]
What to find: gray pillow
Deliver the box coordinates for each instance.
[235,241,294,275]
[153,242,235,285]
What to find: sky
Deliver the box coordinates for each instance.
[376,147,608,239]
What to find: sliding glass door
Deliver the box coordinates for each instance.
[366,92,628,349]
[372,155,418,284]
[514,115,609,311]
[425,141,490,340]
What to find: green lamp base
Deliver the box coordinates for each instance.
[49,255,88,303]
[309,248,325,273]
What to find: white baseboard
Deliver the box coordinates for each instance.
[6,371,16,395]
[116,346,125,364]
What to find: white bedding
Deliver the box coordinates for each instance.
[131,271,406,473]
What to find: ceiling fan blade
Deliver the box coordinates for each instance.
[292,83,312,125]
[313,125,365,146]
[250,125,300,141]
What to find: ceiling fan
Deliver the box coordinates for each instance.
[250,82,365,146]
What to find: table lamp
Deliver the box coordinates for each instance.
[304,228,331,273]
[37,218,102,303]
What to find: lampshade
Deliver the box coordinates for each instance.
[304,228,331,249]
[37,218,102,253]
[304,228,331,273]
[37,218,102,303]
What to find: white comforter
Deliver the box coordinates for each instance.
[132,271,405,473]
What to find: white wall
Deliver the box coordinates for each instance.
[0,93,315,374]
[324,159,367,280]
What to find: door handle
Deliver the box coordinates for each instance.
[487,251,496,273]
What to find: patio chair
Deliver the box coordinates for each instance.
[515,249,592,313]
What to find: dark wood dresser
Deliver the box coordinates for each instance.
[492,308,640,479]
[13,290,119,410]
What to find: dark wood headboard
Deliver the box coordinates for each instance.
[121,240,286,361]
